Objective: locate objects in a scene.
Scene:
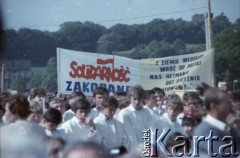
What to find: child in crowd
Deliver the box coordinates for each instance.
[151,96,184,145]
[62,91,86,122]
[181,115,197,139]
[144,90,159,121]
[42,108,67,140]
[178,94,204,125]
[152,87,166,116]
[94,96,129,149]
[118,85,152,149]
[60,98,98,143]
[29,87,47,112]
[49,97,67,116]
[27,101,43,124]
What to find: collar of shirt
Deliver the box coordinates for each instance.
[204,114,226,131]
[72,116,86,125]
[99,112,113,121]
[129,104,142,112]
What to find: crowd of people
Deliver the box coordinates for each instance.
[0,82,240,158]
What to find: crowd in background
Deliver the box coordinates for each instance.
[0,82,240,158]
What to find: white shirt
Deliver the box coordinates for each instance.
[143,106,161,121]
[60,116,98,143]
[89,107,101,119]
[62,109,75,122]
[151,113,184,144]
[1,120,46,147]
[94,113,129,149]
[44,128,67,141]
[117,104,153,149]
[203,114,226,131]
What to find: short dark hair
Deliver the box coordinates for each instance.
[72,98,91,113]
[70,91,86,99]
[93,86,109,97]
[187,96,203,107]
[114,90,127,97]
[145,90,155,100]
[102,96,119,109]
[29,88,46,99]
[127,85,146,99]
[204,88,221,110]
[196,82,210,96]
[6,95,31,119]
[44,108,62,125]
[182,115,197,126]
[152,87,165,96]
[182,91,199,103]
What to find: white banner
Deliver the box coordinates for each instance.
[57,48,214,95]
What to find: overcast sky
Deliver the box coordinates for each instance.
[1,0,240,31]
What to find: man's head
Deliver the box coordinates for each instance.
[92,86,108,109]
[4,95,31,123]
[127,85,146,110]
[144,90,157,109]
[49,97,67,115]
[204,88,232,122]
[167,98,184,122]
[182,115,196,137]
[29,88,46,106]
[101,96,118,119]
[72,98,91,121]
[152,87,165,108]
[185,96,204,119]
[43,108,62,131]
[27,101,43,123]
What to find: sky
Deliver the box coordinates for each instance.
[1,0,240,32]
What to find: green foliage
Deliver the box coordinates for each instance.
[55,21,106,52]
[42,57,57,92]
[10,73,26,93]
[31,72,44,88]
[3,13,238,87]
[214,22,240,81]
[212,13,231,36]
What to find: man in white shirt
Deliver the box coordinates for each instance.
[60,98,98,144]
[62,91,87,122]
[89,86,108,119]
[194,88,240,157]
[144,89,159,121]
[94,96,129,150]
[152,87,167,117]
[42,108,67,140]
[117,85,153,149]
[151,97,184,148]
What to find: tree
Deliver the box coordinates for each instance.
[214,23,240,81]
[212,13,232,36]
[17,28,56,66]
[55,21,106,52]
[42,57,57,92]
[31,72,44,88]
[172,39,187,55]
[10,73,26,93]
